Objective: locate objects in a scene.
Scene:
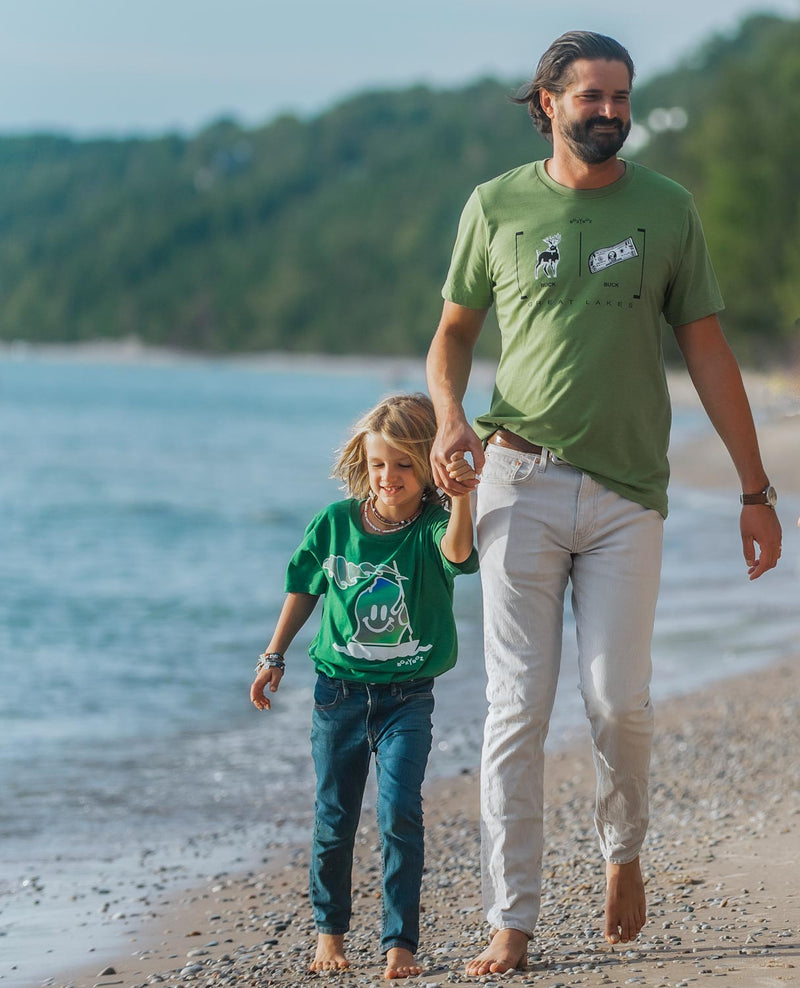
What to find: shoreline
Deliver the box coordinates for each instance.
[3,336,799,405]
[40,655,800,988]
[5,343,798,986]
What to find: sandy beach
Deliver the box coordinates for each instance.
[43,662,800,988]
[17,360,800,988]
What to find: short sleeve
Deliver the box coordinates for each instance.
[429,510,480,577]
[285,511,329,595]
[662,198,724,328]
[442,188,495,310]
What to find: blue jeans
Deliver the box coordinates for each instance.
[309,672,434,954]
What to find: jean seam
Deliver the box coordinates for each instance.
[378,790,388,948]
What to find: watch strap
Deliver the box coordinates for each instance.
[740,485,777,506]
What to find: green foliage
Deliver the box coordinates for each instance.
[0,15,797,362]
[634,14,800,361]
[0,82,546,358]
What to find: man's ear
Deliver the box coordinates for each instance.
[539,88,556,120]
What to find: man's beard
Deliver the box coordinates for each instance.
[560,115,631,164]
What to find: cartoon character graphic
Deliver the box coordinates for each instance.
[352,575,410,647]
[326,558,433,661]
[535,234,562,280]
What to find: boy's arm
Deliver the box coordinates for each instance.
[250,592,319,710]
[439,453,476,564]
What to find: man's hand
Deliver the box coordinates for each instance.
[740,506,782,580]
[430,414,484,496]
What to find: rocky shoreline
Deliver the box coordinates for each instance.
[48,659,799,988]
[12,358,800,988]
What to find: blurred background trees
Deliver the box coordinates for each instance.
[0,13,796,364]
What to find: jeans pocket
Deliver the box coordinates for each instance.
[481,444,540,485]
[398,677,435,705]
[313,675,343,711]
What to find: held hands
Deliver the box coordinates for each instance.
[446,451,477,495]
[740,505,782,580]
[440,451,478,564]
[431,414,484,496]
[250,666,283,711]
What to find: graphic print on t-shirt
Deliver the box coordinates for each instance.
[534,233,561,280]
[588,236,639,273]
[323,556,433,662]
[515,228,647,300]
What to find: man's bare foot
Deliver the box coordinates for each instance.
[384,946,423,979]
[605,857,646,944]
[465,928,529,977]
[310,932,350,972]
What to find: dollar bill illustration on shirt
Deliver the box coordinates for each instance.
[588,237,639,274]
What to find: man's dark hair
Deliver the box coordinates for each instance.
[513,31,635,139]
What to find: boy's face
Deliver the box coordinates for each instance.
[365,432,424,519]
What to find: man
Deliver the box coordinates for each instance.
[426,31,782,977]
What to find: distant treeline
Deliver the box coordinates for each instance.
[0,14,796,363]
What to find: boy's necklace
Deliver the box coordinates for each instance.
[362,496,423,534]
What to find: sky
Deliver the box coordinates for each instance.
[2,0,798,138]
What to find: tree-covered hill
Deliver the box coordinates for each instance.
[0,13,796,362]
[633,13,800,363]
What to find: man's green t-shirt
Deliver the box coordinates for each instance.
[285,499,479,682]
[442,159,724,517]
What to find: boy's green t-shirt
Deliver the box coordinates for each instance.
[442,159,724,517]
[285,499,479,683]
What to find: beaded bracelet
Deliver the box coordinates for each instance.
[255,651,285,674]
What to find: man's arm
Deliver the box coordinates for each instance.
[426,300,488,496]
[673,314,782,580]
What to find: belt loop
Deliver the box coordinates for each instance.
[341,680,350,697]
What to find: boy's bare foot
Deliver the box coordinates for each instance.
[605,857,646,944]
[465,927,528,977]
[310,933,350,972]
[384,946,422,979]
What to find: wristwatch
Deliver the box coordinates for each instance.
[740,484,778,507]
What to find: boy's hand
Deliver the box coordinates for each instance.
[446,451,477,493]
[250,667,283,710]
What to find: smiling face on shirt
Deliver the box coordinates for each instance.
[365,432,425,522]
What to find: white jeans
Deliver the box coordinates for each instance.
[476,443,664,936]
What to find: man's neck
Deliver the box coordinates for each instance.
[544,154,626,190]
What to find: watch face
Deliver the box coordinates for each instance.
[766,485,778,506]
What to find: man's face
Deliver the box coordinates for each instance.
[545,58,632,164]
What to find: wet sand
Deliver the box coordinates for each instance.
[19,362,800,987]
[45,660,800,988]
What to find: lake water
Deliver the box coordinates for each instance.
[1,351,797,984]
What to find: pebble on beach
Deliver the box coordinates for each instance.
[49,662,799,988]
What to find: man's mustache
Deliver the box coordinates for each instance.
[586,116,626,131]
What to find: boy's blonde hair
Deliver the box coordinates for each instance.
[333,393,447,506]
